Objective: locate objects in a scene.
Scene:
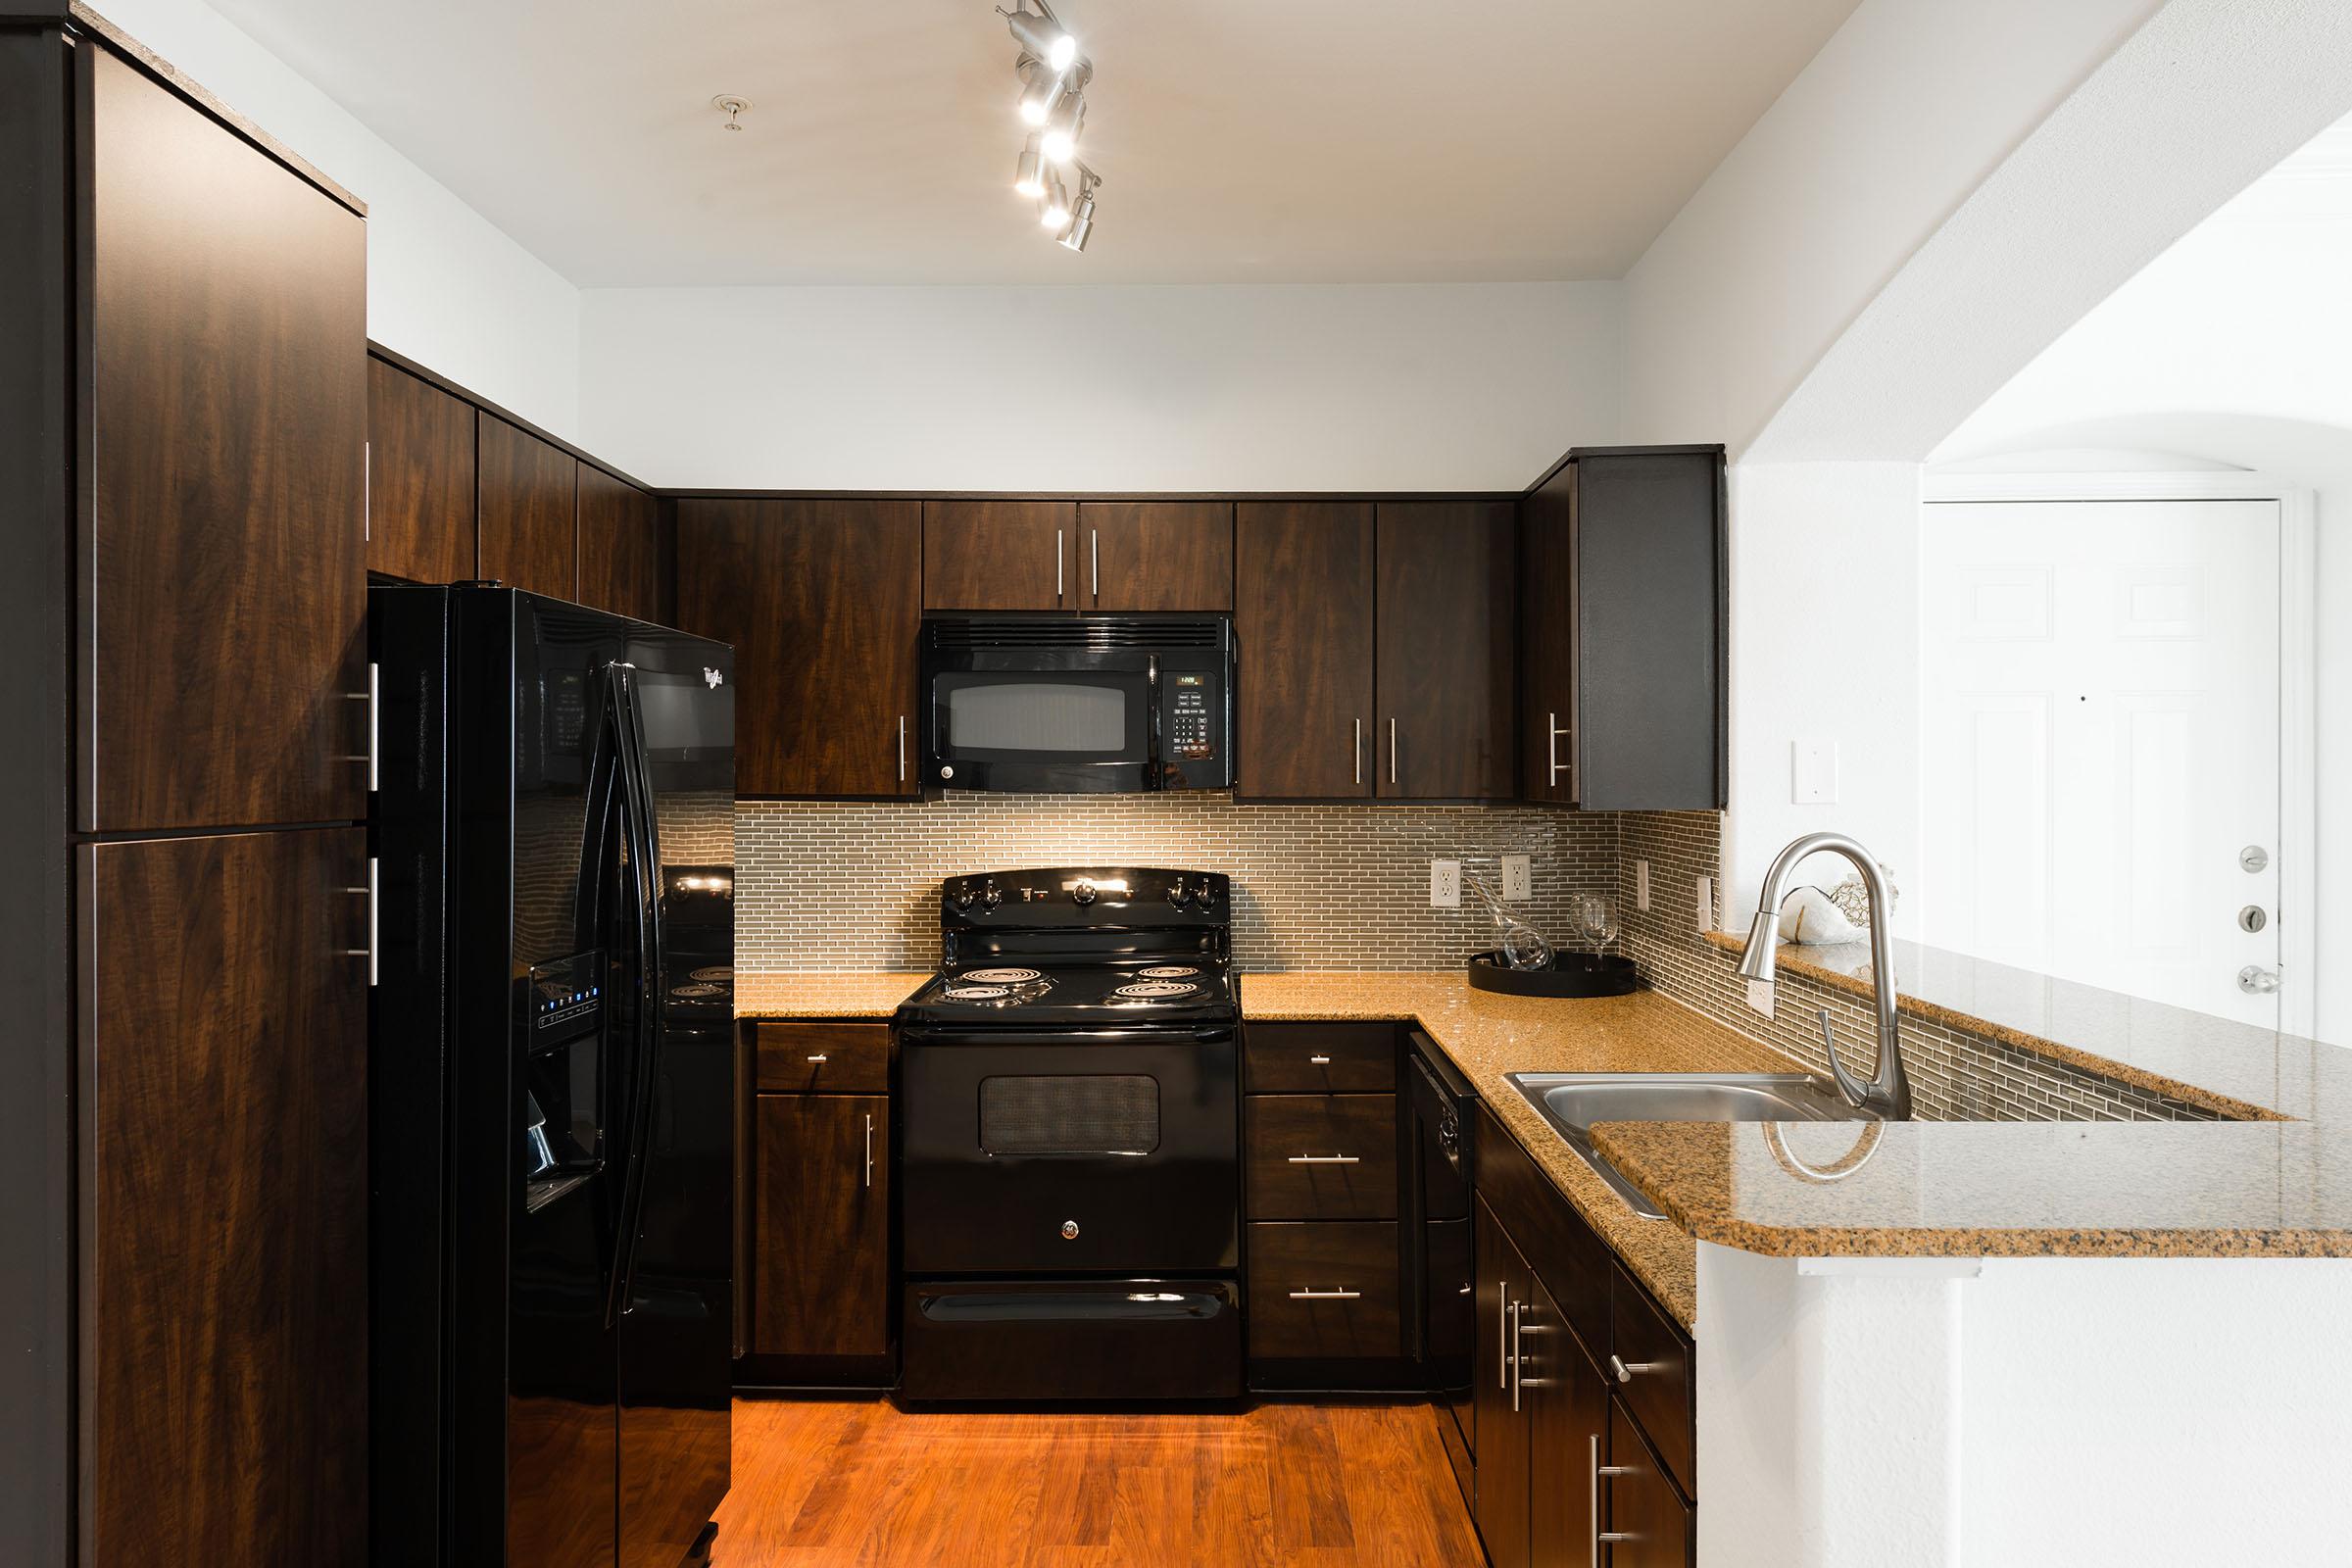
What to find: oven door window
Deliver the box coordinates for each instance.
[937,673,1148,761]
[979,1074,1161,1156]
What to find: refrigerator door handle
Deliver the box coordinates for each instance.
[605,663,666,1328]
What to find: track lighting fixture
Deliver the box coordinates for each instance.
[995,3,1101,253]
[999,1,1077,74]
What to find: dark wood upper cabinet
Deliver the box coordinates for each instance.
[923,500,1074,610]
[1233,502,1375,799]
[575,464,665,624]
[366,357,475,585]
[1522,448,1726,810]
[677,498,922,796]
[1076,501,1233,611]
[754,1093,890,1358]
[476,412,576,600]
[80,44,366,833]
[1376,502,1516,800]
[81,828,368,1564]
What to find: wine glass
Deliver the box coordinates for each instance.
[1578,894,1619,962]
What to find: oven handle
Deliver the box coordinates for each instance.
[896,1024,1238,1051]
[1145,653,1162,785]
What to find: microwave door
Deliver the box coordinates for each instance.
[929,669,1153,792]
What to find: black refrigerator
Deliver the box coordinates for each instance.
[369,585,736,1568]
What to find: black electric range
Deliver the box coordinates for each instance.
[894,866,1244,1404]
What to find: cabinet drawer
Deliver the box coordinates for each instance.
[754,1021,891,1093]
[1608,1263,1695,1498]
[1605,1399,1694,1565]
[1246,1095,1396,1219]
[1247,1222,1400,1359]
[1244,1022,1396,1093]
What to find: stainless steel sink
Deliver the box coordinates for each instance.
[1503,1072,1875,1220]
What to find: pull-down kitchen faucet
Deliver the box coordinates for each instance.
[1737,832,1911,1120]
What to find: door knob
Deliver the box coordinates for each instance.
[2238,966,2281,996]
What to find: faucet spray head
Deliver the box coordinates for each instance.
[1736,909,1779,984]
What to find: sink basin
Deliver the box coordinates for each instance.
[1503,1072,1874,1220]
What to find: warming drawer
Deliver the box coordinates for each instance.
[900,1280,1243,1402]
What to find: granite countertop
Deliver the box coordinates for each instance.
[734,972,928,1018]
[1699,930,2349,1122]
[736,967,2352,1333]
[1590,1117,2352,1260]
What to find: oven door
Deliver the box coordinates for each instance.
[900,1027,1240,1274]
[923,665,1155,793]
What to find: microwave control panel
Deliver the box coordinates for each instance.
[1158,669,1227,785]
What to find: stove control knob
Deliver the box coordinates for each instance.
[1071,879,1098,906]
[1166,879,1190,908]
[1193,880,1216,908]
[981,879,1003,909]
[953,880,977,910]
[1059,1219,1080,1241]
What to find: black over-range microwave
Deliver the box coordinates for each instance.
[917,612,1235,794]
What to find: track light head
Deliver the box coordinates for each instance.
[1056,190,1095,252]
[1038,168,1072,229]
[1014,56,1059,125]
[1000,3,1077,73]
[1040,90,1085,165]
[1013,133,1046,196]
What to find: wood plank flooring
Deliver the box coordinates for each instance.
[711,1397,1486,1566]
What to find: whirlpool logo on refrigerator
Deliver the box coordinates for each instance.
[703,667,723,690]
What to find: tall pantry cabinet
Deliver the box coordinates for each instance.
[2,12,370,1565]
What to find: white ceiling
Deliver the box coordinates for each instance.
[209,0,1860,286]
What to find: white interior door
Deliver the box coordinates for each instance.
[1920,498,2282,1026]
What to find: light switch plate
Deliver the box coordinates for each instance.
[1635,859,1651,912]
[1430,859,1462,908]
[1500,855,1532,902]
[1791,738,1840,804]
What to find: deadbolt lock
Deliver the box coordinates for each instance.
[2238,905,2269,934]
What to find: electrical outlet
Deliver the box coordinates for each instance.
[1430,859,1462,908]
[1501,855,1532,902]
[1636,859,1651,912]
[1696,875,1714,933]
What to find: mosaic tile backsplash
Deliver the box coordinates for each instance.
[735,792,1617,971]
[1617,811,2221,1124]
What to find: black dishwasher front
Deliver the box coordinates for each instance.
[1405,1030,1477,1504]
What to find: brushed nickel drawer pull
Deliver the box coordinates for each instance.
[1610,1353,1662,1384]
[806,1054,829,1063]
[1307,1054,1333,1064]
[1287,1288,1362,1300]
[1286,1154,1360,1165]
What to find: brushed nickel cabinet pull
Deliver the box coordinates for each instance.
[1286,1153,1360,1165]
[339,858,377,986]
[1307,1054,1333,1064]
[1509,1299,1524,1411]
[806,1054,829,1063]
[898,714,906,782]
[1056,528,1064,602]
[1610,1353,1661,1383]
[863,1113,874,1189]
[1352,717,1362,785]
[1091,527,1099,601]
[1287,1288,1361,1300]
[1590,1435,1635,1567]
[1496,1282,1510,1389]
[1389,718,1398,785]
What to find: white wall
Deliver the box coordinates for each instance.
[1621,0,2165,455]
[96,0,582,440]
[576,283,1624,492]
[1698,1246,2352,1566]
[1719,463,1923,931]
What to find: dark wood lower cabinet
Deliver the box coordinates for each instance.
[1475,1198,1534,1568]
[1246,1221,1401,1360]
[1604,1401,1694,1567]
[1528,1273,1610,1568]
[81,827,368,1565]
[753,1092,890,1361]
[1245,1094,1398,1219]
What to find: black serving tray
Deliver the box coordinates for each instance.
[1466,951,1639,998]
